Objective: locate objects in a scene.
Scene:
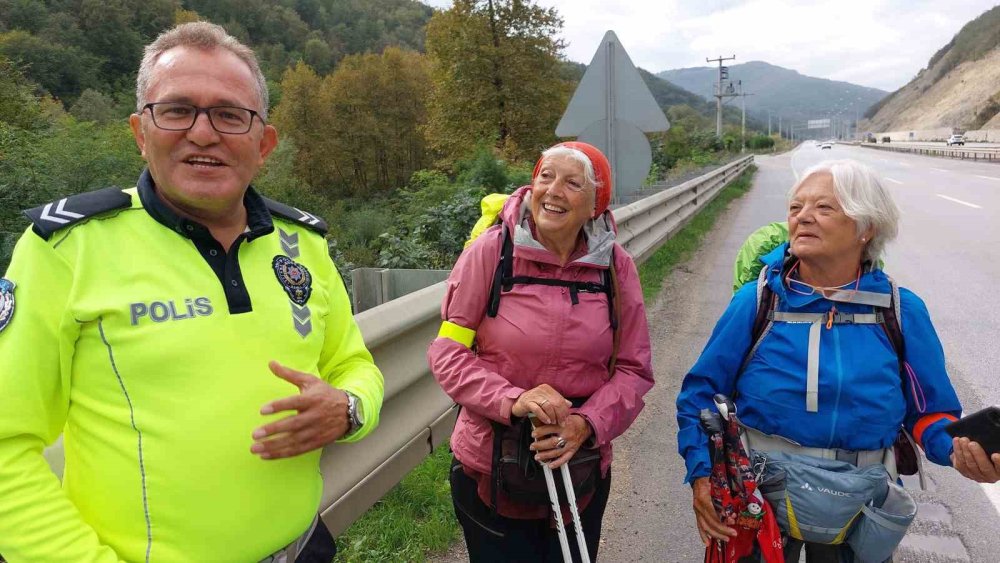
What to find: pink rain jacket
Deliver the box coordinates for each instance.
[427,186,654,495]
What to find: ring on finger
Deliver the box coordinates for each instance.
[556,436,567,449]
[538,399,549,406]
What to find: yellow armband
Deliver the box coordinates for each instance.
[438,321,476,348]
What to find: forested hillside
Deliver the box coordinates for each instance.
[0,0,432,107]
[0,0,772,278]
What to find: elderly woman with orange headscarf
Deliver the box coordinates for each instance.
[428,142,654,561]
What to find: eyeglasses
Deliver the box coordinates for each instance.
[141,102,263,135]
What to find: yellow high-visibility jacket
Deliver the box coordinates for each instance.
[0,170,383,562]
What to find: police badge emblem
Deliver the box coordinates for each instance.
[0,278,15,334]
[272,256,312,306]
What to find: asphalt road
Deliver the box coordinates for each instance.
[599,144,1000,563]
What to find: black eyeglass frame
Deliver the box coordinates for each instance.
[140,102,265,135]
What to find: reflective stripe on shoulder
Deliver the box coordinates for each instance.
[438,321,476,348]
[913,413,959,447]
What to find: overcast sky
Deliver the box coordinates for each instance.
[421,0,998,92]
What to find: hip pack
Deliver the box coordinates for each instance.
[490,400,601,508]
[758,451,916,562]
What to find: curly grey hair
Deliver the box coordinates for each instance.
[789,159,900,264]
[135,22,269,119]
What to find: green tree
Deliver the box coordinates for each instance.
[0,30,103,102]
[69,89,120,124]
[274,49,432,197]
[77,0,144,84]
[302,36,333,75]
[425,0,571,164]
[0,55,43,129]
[271,61,326,187]
[0,0,50,33]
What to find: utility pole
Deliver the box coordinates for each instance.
[737,81,755,152]
[778,114,782,139]
[767,110,772,136]
[707,54,736,137]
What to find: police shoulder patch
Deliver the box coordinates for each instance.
[24,187,132,240]
[263,197,329,235]
[0,279,15,334]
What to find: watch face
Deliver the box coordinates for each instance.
[348,392,364,428]
[354,396,365,425]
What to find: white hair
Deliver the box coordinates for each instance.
[136,22,269,119]
[540,146,601,190]
[789,159,900,263]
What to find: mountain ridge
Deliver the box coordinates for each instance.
[657,61,886,131]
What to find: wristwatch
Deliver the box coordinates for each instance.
[345,391,365,436]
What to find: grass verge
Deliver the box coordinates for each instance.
[334,443,459,562]
[638,165,757,302]
[334,165,757,562]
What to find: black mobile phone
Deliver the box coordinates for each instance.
[945,406,1000,456]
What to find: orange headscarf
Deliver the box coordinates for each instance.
[532,141,613,218]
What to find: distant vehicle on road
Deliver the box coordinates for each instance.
[946,134,966,146]
[881,136,891,143]
[820,141,833,150]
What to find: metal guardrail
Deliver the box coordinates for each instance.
[859,142,1000,162]
[317,154,755,535]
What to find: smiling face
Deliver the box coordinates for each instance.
[530,155,596,249]
[128,46,277,217]
[788,171,870,265]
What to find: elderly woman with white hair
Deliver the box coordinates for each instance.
[429,142,653,562]
[676,159,987,562]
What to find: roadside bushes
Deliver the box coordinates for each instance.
[747,135,775,150]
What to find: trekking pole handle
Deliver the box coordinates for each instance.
[713,394,737,420]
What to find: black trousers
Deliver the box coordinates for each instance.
[449,458,611,563]
[294,519,337,563]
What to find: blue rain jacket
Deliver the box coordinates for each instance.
[677,244,962,483]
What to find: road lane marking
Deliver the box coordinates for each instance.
[936,194,982,208]
[975,175,1000,181]
[884,177,903,184]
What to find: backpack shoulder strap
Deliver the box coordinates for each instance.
[486,224,513,318]
[607,248,621,375]
[750,265,774,345]
[735,266,775,383]
[879,276,906,373]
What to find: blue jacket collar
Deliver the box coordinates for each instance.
[761,242,891,308]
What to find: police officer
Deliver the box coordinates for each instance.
[0,22,383,561]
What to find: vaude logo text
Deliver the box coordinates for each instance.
[818,487,850,497]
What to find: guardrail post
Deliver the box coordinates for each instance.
[351,268,388,313]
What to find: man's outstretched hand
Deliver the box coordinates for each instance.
[250,361,350,460]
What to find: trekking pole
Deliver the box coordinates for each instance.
[530,414,575,562]
[559,462,591,563]
[540,460,573,561]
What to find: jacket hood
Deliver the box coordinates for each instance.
[499,185,617,268]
